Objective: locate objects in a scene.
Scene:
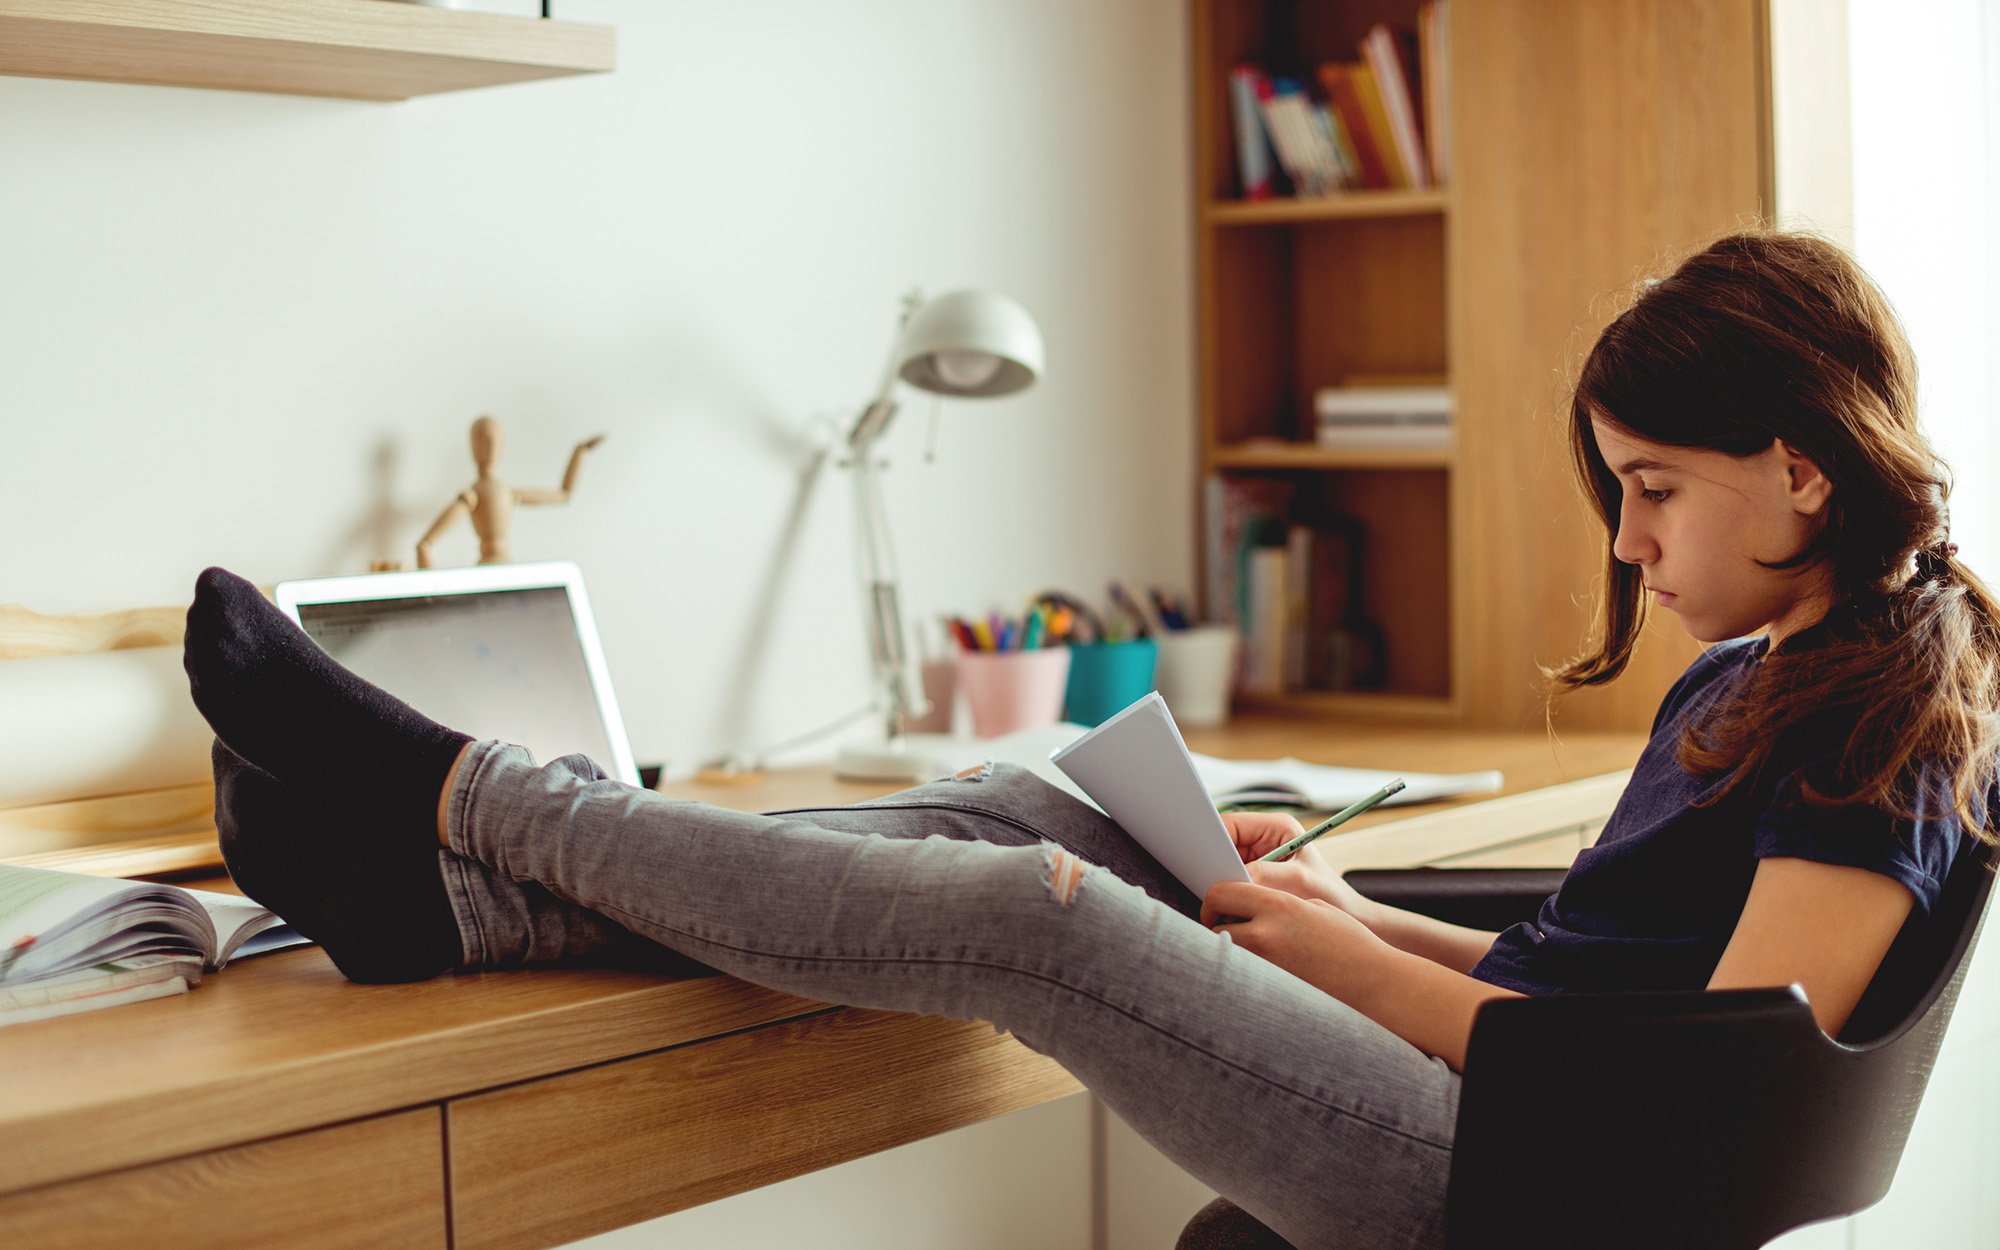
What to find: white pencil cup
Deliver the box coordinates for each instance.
[1152,625,1239,727]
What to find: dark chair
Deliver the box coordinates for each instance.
[1176,843,1999,1250]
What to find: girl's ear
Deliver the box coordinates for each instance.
[1776,439,1834,516]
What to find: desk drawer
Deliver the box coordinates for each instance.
[0,1107,444,1249]
[447,1007,1082,1250]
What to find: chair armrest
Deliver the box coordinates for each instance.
[1445,986,1893,1250]
[1344,867,1566,931]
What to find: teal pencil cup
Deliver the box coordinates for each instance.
[1063,639,1160,727]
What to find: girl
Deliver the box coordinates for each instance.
[185,232,1998,1250]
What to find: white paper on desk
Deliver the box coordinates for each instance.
[1195,756,1504,809]
[1048,694,1252,899]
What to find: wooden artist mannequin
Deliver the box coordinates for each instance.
[416,416,606,569]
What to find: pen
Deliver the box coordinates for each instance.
[1255,779,1406,863]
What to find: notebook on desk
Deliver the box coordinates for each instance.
[274,562,641,786]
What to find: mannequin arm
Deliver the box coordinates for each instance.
[415,492,473,569]
[517,435,606,505]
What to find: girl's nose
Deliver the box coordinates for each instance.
[1612,502,1656,566]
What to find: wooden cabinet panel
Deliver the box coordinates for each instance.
[1450,0,1768,731]
[448,1008,1083,1250]
[0,1107,444,1250]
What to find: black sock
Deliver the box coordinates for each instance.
[183,567,471,833]
[212,740,460,984]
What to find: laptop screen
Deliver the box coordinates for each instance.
[294,582,626,781]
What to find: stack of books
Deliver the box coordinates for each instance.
[1314,382,1454,451]
[1228,3,1450,199]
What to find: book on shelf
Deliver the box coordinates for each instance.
[1418,0,1450,185]
[1243,544,1291,695]
[1227,64,1277,200]
[1314,383,1454,450]
[0,862,306,1027]
[1348,61,1409,188]
[1204,474,1295,639]
[1285,525,1314,691]
[1316,62,1394,190]
[1361,23,1430,190]
[1256,72,1352,198]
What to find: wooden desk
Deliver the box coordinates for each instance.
[0,717,1645,1250]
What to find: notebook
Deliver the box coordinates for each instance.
[1049,693,1253,898]
[273,562,640,786]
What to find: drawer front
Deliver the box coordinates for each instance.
[0,1107,444,1250]
[448,1007,1083,1250]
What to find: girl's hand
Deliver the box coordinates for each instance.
[1199,881,1383,995]
[1219,811,1382,929]
[1219,809,1307,861]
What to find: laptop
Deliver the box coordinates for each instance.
[272,562,640,787]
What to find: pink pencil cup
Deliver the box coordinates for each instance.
[955,647,1072,738]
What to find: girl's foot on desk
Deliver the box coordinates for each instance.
[183,566,471,849]
[212,741,461,983]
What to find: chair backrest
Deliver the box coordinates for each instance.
[1841,830,1996,1045]
[1178,842,2000,1250]
[1443,833,2000,1250]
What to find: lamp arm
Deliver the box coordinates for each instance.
[851,453,929,734]
[845,289,925,452]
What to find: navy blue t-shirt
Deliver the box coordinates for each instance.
[1471,637,1967,997]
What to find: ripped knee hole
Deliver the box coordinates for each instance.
[1043,846,1091,906]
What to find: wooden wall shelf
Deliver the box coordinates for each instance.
[0,0,615,101]
[1209,438,1453,472]
[1204,188,1448,226]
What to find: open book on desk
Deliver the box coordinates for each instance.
[0,863,307,1027]
[1192,755,1502,809]
[915,713,1502,815]
[907,696,1508,898]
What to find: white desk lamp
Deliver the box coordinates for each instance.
[835,288,1044,781]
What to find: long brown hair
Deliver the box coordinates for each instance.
[1552,231,2000,839]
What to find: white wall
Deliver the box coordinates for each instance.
[0,4,1191,1244]
[0,0,1196,780]
[1848,0,1998,580]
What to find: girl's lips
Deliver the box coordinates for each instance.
[1653,589,1677,606]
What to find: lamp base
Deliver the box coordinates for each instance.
[834,740,947,784]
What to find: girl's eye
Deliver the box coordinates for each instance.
[1641,488,1671,503]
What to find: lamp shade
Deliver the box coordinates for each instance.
[894,290,1044,399]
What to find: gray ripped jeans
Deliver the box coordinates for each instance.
[437,741,1459,1250]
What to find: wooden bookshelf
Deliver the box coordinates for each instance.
[1209,438,1452,472]
[1192,0,1772,730]
[0,0,615,101]
[1204,187,1447,226]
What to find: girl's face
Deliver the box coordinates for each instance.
[1590,416,1835,649]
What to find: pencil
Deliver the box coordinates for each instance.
[1254,779,1407,863]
